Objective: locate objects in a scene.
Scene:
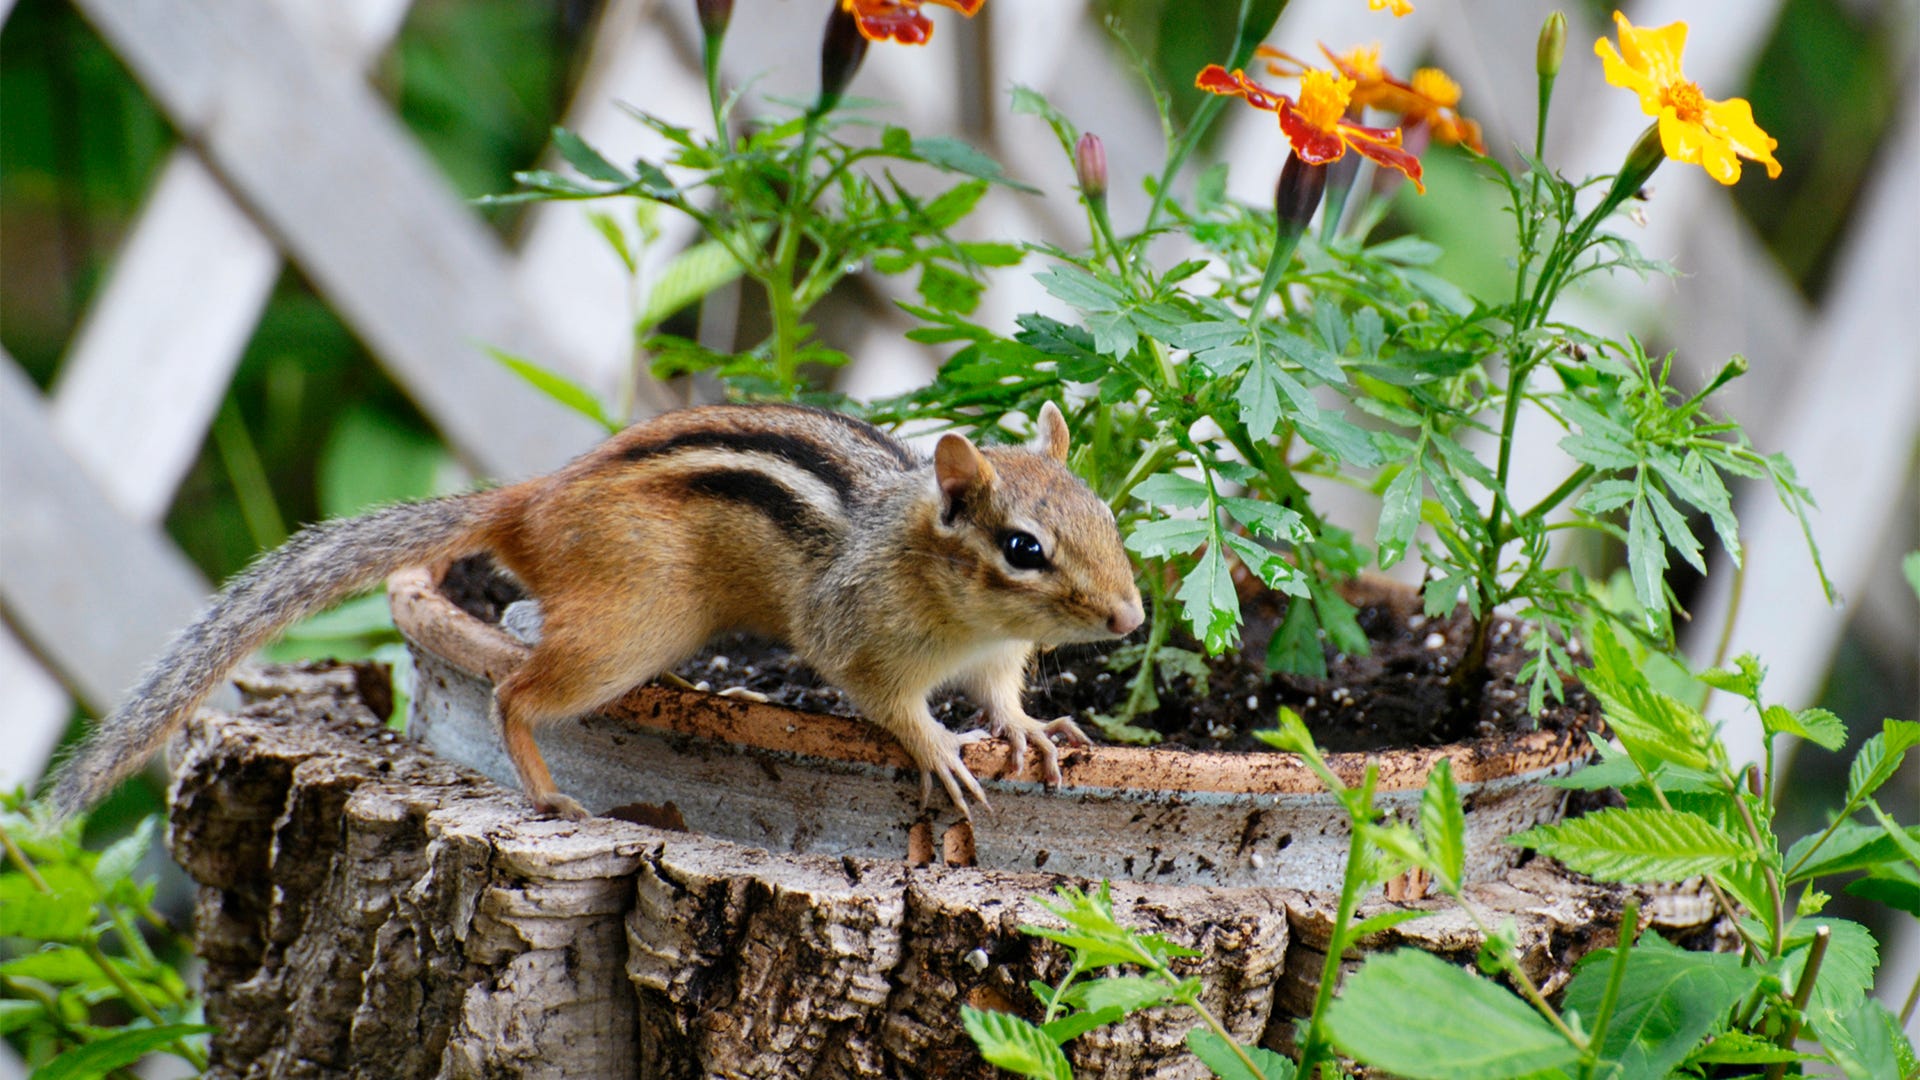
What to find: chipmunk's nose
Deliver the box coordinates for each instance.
[1107,599,1145,636]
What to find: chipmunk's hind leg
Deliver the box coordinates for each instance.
[494,590,709,820]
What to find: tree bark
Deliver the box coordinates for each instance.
[167,663,1721,1079]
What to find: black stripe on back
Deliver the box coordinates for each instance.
[624,429,855,498]
[777,405,919,469]
[681,469,839,556]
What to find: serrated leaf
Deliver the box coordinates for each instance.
[1325,950,1581,1079]
[0,867,94,940]
[1036,266,1124,313]
[1126,516,1211,559]
[1511,807,1751,882]
[1221,497,1307,545]
[1039,1006,1125,1044]
[1788,821,1920,883]
[636,232,756,331]
[1562,432,1642,472]
[1187,1029,1297,1080]
[1645,483,1705,573]
[1844,867,1920,918]
[922,178,989,229]
[1063,975,1177,1014]
[1780,918,1878,1021]
[1683,1030,1804,1066]
[1847,720,1920,804]
[93,815,159,888]
[1564,935,1760,1080]
[1376,467,1422,570]
[1816,999,1910,1080]
[1696,654,1765,699]
[1133,472,1211,510]
[960,1008,1073,1079]
[1578,478,1638,516]
[1763,705,1847,751]
[1177,545,1242,654]
[1420,759,1465,889]
[1225,534,1306,597]
[1235,356,1287,441]
[1626,494,1667,627]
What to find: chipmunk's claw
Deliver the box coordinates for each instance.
[990,713,1089,785]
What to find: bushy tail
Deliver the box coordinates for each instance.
[43,491,505,817]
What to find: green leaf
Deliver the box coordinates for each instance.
[1511,807,1751,882]
[1625,493,1667,627]
[31,1023,215,1080]
[1903,551,1920,601]
[1125,516,1211,559]
[1325,950,1582,1079]
[1682,1030,1804,1067]
[1696,653,1765,699]
[1039,1006,1125,1044]
[318,406,448,518]
[92,815,159,889]
[1177,545,1242,654]
[0,866,95,940]
[1268,598,1326,678]
[1780,918,1878,1021]
[1785,821,1920,882]
[1234,354,1288,442]
[1844,866,1920,918]
[1420,759,1465,890]
[1846,719,1920,804]
[552,127,630,184]
[486,348,616,432]
[962,1008,1070,1078]
[1561,432,1641,472]
[1563,934,1759,1080]
[1133,472,1211,511]
[637,234,755,331]
[922,178,990,228]
[1815,998,1910,1080]
[1186,1029,1296,1080]
[1376,466,1422,570]
[1644,484,1705,574]
[1365,235,1443,266]
[1221,498,1307,545]
[911,136,1041,193]
[1762,705,1847,751]
[1063,975,1177,1015]
[1035,266,1124,313]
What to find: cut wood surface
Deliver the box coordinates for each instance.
[168,663,1721,1079]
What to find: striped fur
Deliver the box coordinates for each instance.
[47,402,1143,821]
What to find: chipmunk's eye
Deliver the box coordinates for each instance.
[1000,530,1049,571]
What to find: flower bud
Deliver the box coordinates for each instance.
[814,2,869,118]
[1074,132,1108,203]
[696,0,732,40]
[1274,152,1328,233]
[1536,11,1566,79]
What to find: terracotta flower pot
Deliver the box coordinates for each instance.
[388,563,1591,895]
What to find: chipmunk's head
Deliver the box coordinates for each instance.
[931,402,1144,644]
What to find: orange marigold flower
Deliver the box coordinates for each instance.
[1594,12,1780,184]
[840,0,983,46]
[1259,44,1485,154]
[1197,63,1425,193]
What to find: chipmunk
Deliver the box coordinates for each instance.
[46,401,1143,821]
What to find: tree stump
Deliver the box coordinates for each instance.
[165,663,1722,1079]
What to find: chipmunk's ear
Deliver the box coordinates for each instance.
[934,432,995,519]
[1032,401,1071,464]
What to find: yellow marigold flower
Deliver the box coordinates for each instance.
[1368,0,1413,16]
[1594,11,1780,185]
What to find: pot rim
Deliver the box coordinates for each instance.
[387,565,1589,796]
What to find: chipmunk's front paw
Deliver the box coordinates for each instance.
[535,792,591,821]
[914,728,990,819]
[990,713,1090,785]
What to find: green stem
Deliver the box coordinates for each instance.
[1106,433,1180,510]
[1117,576,1173,724]
[1295,826,1370,1078]
[1577,901,1641,1079]
[1511,464,1595,535]
[1141,95,1227,239]
[703,34,726,143]
[1766,925,1829,1080]
[767,121,822,399]
[212,396,287,550]
[0,823,208,1071]
[1730,784,1786,956]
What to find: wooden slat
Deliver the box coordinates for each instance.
[71,0,605,480]
[1689,101,1920,752]
[49,153,278,522]
[0,356,209,710]
[0,631,71,792]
